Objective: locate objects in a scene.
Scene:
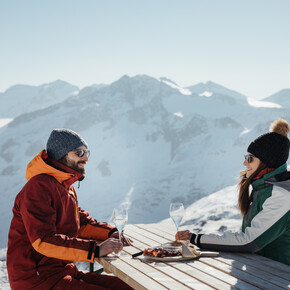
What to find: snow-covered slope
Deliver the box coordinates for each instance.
[161,185,242,234]
[262,89,290,108]
[0,75,290,249]
[186,81,248,105]
[0,119,13,128]
[0,248,9,289]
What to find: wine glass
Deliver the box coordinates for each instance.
[169,202,184,233]
[111,207,128,256]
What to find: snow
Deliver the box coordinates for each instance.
[160,78,192,95]
[187,81,248,105]
[247,98,282,108]
[240,128,251,135]
[0,119,13,128]
[0,248,9,289]
[72,90,80,95]
[262,89,290,107]
[0,80,79,118]
[120,186,135,210]
[199,91,213,97]
[160,185,242,236]
[173,112,183,118]
[173,185,241,234]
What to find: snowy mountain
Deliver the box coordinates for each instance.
[0,74,290,249]
[186,81,248,105]
[0,80,79,118]
[262,89,290,108]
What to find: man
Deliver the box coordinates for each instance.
[7,128,132,289]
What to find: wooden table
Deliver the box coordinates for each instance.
[97,223,290,289]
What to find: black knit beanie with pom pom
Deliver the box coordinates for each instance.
[247,118,290,168]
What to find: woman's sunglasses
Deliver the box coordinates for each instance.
[244,154,254,163]
[74,149,90,158]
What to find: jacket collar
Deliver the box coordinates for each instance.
[252,163,287,189]
[26,150,84,188]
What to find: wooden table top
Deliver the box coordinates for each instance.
[97,223,290,289]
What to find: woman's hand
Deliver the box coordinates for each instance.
[99,238,123,256]
[175,230,192,241]
[110,231,133,246]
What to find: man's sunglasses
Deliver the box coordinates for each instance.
[244,154,254,163]
[74,149,90,158]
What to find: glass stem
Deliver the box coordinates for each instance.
[119,230,122,243]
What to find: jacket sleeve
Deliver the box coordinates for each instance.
[20,179,99,262]
[191,187,290,252]
[78,207,117,241]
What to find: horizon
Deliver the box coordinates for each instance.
[1,1,290,100]
[0,74,289,101]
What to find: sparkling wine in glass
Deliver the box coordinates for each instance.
[169,202,184,232]
[111,207,128,256]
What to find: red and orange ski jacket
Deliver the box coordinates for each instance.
[7,150,116,289]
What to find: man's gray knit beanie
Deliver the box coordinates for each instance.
[46,128,88,161]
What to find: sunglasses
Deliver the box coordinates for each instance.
[74,149,90,158]
[244,154,254,163]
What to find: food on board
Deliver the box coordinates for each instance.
[143,242,200,258]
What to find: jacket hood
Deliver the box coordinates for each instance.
[26,150,83,186]
[265,166,290,192]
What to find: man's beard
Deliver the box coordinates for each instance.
[59,156,86,174]
[70,161,86,174]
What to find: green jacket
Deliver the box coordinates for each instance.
[195,164,290,265]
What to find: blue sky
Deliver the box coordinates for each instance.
[0,0,289,99]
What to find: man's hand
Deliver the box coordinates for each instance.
[99,238,123,257]
[175,230,192,241]
[110,231,133,246]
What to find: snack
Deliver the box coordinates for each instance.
[143,241,200,258]
[182,244,200,257]
[143,246,182,258]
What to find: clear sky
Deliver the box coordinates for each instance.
[0,0,289,99]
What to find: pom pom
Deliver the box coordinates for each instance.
[269,118,290,137]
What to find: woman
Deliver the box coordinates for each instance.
[176,118,290,265]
